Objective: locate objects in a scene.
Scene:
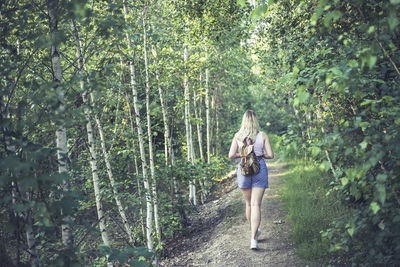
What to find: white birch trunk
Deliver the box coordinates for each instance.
[211,93,215,155]
[193,91,206,203]
[26,192,40,267]
[72,19,134,246]
[184,43,196,205]
[151,46,170,166]
[205,54,211,164]
[82,91,113,266]
[47,0,73,248]
[125,94,146,240]
[193,90,204,161]
[142,6,161,243]
[123,0,154,251]
[215,83,221,156]
[91,98,136,244]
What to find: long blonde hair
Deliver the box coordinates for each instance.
[235,110,259,142]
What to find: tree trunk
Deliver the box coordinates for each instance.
[25,191,40,267]
[72,18,135,248]
[82,90,113,266]
[215,82,221,156]
[183,43,197,205]
[205,51,211,164]
[142,5,161,243]
[193,90,206,203]
[1,92,25,266]
[151,45,170,166]
[91,98,136,245]
[193,90,204,161]
[125,94,146,240]
[123,0,154,251]
[47,0,73,249]
[189,103,197,206]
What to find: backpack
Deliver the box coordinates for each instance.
[239,137,261,176]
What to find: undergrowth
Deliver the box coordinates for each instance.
[281,160,345,264]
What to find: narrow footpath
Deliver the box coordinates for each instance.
[160,162,298,266]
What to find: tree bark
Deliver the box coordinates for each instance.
[47,0,73,249]
[71,20,112,266]
[72,18,135,248]
[193,90,206,203]
[151,46,170,166]
[215,82,221,156]
[205,50,211,164]
[82,90,113,266]
[123,0,154,251]
[142,5,161,243]
[92,99,136,245]
[125,94,146,240]
[25,191,41,267]
[193,90,204,161]
[184,43,197,205]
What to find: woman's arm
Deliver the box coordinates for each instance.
[262,132,274,159]
[228,137,240,159]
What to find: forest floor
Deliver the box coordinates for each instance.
[159,162,299,267]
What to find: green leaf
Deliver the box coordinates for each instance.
[376,174,387,183]
[319,160,331,172]
[311,146,321,157]
[341,177,349,186]
[348,59,358,68]
[237,0,247,7]
[378,221,385,230]
[367,56,377,69]
[376,184,386,204]
[390,0,400,3]
[367,26,375,34]
[295,86,310,105]
[370,201,380,214]
[250,4,268,21]
[347,226,355,237]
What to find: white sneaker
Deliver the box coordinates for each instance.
[250,239,258,250]
[256,228,261,239]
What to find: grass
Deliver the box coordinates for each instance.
[281,160,344,264]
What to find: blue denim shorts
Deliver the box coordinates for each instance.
[236,159,269,189]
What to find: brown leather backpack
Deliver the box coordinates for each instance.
[239,137,261,176]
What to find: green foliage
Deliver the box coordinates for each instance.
[281,160,345,263]
[2,0,399,265]
[248,0,400,265]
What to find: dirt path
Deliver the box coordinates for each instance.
[159,162,298,266]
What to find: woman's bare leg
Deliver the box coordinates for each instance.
[250,187,265,239]
[241,188,252,225]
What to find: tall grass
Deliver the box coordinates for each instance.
[281,160,344,263]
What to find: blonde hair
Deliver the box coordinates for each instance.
[235,110,259,142]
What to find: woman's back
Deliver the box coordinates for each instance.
[236,132,264,157]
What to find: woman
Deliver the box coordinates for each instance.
[228,110,274,250]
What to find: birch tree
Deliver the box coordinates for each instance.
[193,89,206,203]
[183,41,197,205]
[47,0,73,248]
[25,192,41,267]
[71,18,114,266]
[123,0,154,251]
[151,46,170,166]
[142,4,161,243]
[205,50,211,164]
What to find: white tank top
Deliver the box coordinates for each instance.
[236,132,264,157]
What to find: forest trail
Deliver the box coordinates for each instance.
[160,162,298,266]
